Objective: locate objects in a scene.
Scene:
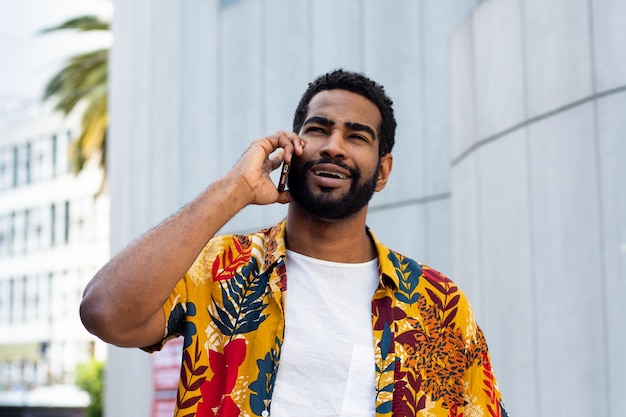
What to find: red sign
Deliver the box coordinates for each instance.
[151,337,184,415]
[152,397,176,417]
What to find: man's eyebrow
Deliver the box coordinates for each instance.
[303,116,334,127]
[303,116,377,140]
[345,121,377,140]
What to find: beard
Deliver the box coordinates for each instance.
[287,156,379,220]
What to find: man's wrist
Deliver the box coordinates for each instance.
[216,172,255,209]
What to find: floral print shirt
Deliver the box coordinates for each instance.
[154,221,507,417]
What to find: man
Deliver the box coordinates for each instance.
[80,69,507,417]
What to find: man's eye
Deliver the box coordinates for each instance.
[306,127,326,134]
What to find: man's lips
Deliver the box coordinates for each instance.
[309,162,352,188]
[311,163,352,179]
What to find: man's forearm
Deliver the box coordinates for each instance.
[79,132,302,347]
[79,173,250,347]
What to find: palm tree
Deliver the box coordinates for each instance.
[41,15,109,182]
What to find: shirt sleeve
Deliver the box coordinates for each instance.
[465,325,508,416]
[140,275,188,353]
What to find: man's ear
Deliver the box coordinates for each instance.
[375,153,393,192]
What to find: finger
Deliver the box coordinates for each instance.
[275,131,304,164]
[286,131,304,155]
[268,149,284,171]
[276,190,293,204]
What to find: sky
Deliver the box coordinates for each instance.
[0,0,112,124]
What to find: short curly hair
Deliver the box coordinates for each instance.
[292,69,396,156]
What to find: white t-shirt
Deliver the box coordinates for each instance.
[270,250,380,417]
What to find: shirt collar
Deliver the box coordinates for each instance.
[267,220,399,290]
[367,227,400,290]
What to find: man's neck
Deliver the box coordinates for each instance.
[285,203,377,263]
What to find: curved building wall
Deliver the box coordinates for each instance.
[450,0,625,416]
[107,1,482,414]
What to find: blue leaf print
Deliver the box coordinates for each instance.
[249,338,281,416]
[183,302,197,349]
[376,401,393,414]
[389,252,421,305]
[183,321,197,349]
[208,258,270,337]
[165,303,186,339]
[380,322,392,361]
[380,382,394,393]
[187,302,197,316]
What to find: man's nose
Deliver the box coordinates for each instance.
[319,131,346,159]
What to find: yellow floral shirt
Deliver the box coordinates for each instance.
[155,221,507,417]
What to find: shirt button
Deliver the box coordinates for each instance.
[262,411,269,417]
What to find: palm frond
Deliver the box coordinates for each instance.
[41,13,110,184]
[43,49,108,115]
[40,15,109,34]
[68,90,108,173]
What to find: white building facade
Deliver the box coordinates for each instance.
[0,107,108,400]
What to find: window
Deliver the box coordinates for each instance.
[25,275,38,322]
[33,207,45,250]
[63,201,70,244]
[9,211,17,255]
[71,198,92,243]
[8,278,14,323]
[13,144,29,187]
[0,147,12,190]
[0,214,7,256]
[31,138,48,182]
[12,146,18,187]
[0,280,9,322]
[35,274,48,320]
[51,134,58,176]
[25,142,32,184]
[50,203,56,246]
[9,276,26,324]
[20,276,27,323]
[65,131,73,173]
[44,273,53,322]
[23,209,30,254]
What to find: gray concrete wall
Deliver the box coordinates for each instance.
[108,0,479,414]
[450,0,626,416]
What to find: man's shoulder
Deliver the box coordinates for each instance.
[384,249,451,281]
[367,228,444,279]
[379,247,478,333]
[377,243,465,297]
[210,221,284,244]
[189,221,286,282]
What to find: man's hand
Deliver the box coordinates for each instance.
[80,130,305,347]
[230,131,305,206]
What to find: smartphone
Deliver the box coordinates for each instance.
[277,161,290,192]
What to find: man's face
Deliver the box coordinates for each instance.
[288,89,387,220]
